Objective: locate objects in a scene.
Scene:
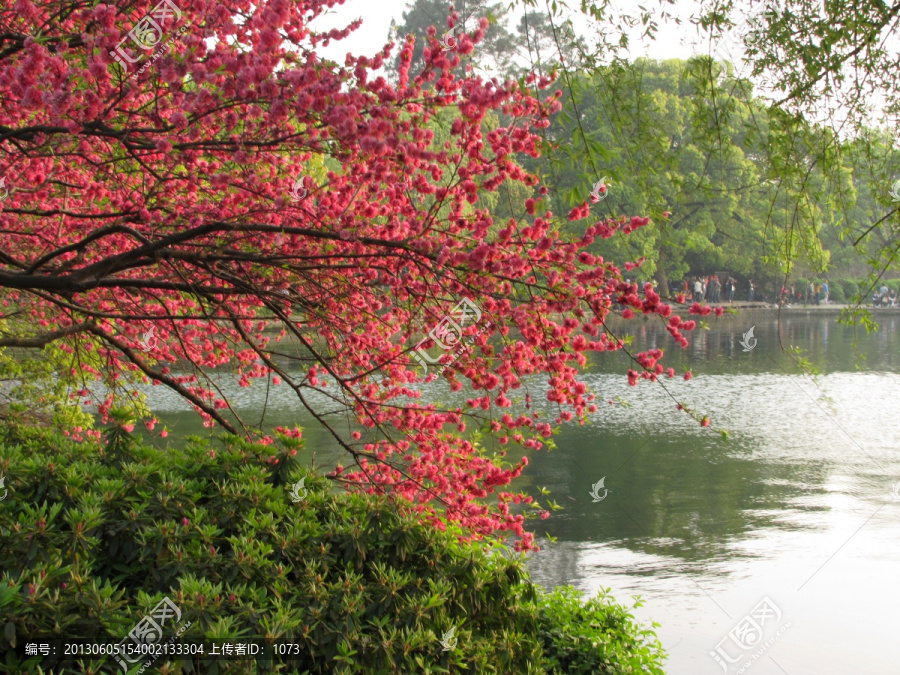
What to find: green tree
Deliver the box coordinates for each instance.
[503,0,899,314]
[521,58,799,294]
[513,9,588,78]
[388,0,518,79]
[693,0,900,311]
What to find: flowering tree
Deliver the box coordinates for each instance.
[0,0,704,550]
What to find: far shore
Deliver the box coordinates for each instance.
[611,301,900,319]
[679,301,897,312]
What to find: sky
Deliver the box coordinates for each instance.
[310,0,741,75]
[304,0,891,136]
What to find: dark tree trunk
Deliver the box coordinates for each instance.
[654,249,670,297]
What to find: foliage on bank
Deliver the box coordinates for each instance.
[0,423,666,674]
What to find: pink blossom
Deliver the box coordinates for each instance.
[0,5,704,553]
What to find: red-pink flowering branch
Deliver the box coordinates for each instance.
[0,0,710,550]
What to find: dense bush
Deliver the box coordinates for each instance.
[0,423,666,674]
[537,587,664,674]
[826,280,845,303]
[841,280,860,302]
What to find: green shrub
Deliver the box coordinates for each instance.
[0,424,666,674]
[826,281,844,303]
[842,280,860,302]
[538,587,663,674]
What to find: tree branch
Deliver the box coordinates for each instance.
[0,321,94,348]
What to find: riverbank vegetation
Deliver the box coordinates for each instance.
[0,422,665,674]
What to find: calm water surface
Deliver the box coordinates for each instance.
[147,310,900,675]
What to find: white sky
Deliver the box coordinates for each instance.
[311,0,727,72]
[307,0,892,136]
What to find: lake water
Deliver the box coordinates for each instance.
[146,309,900,675]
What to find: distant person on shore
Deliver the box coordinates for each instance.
[806,281,814,306]
[889,289,897,307]
[815,282,822,305]
[693,278,702,303]
[822,280,829,305]
[748,279,755,302]
[682,279,690,296]
[727,277,735,303]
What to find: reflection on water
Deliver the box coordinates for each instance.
[593,310,900,375]
[522,312,900,675]
[147,312,900,674]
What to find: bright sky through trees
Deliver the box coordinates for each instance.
[315,0,702,68]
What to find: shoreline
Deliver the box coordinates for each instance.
[667,301,899,314]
